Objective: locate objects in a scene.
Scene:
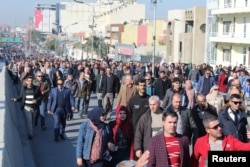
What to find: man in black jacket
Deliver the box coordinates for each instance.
[11,75,42,140]
[155,70,171,101]
[165,93,198,142]
[191,93,218,143]
[101,66,119,119]
[219,94,249,142]
[128,79,150,131]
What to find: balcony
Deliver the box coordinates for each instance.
[210,32,250,44]
[209,1,250,14]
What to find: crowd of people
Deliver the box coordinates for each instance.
[2,43,250,167]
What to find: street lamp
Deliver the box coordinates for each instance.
[151,0,157,78]
[73,0,113,62]
[53,22,78,58]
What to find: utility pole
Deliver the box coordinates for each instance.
[151,0,157,77]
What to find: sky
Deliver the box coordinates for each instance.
[0,0,206,26]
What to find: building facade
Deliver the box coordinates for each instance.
[206,0,250,67]
[34,4,57,34]
[57,1,145,39]
[166,7,206,64]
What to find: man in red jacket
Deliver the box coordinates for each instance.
[191,115,250,167]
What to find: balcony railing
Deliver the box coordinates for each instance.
[210,31,249,44]
[208,1,249,10]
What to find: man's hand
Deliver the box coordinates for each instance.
[246,130,250,139]
[136,150,149,167]
[76,158,83,167]
[11,98,17,102]
[71,107,75,112]
[32,99,37,104]
[47,111,53,115]
[136,150,142,158]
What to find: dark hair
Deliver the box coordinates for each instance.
[106,66,111,70]
[138,78,146,84]
[202,114,218,128]
[160,70,166,74]
[26,75,33,80]
[162,111,178,121]
[229,93,241,100]
[100,68,105,72]
[57,78,64,83]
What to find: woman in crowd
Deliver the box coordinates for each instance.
[108,105,134,167]
[206,85,225,113]
[76,107,113,167]
[185,80,195,109]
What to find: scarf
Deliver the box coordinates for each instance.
[89,121,103,163]
[112,105,133,144]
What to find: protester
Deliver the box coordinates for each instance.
[76,107,113,167]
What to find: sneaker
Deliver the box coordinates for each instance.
[28,135,33,140]
[59,134,65,140]
[54,137,59,142]
[41,126,47,131]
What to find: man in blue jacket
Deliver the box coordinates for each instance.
[47,78,75,141]
[197,68,216,96]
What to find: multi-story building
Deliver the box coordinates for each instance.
[166,7,206,64]
[206,0,250,67]
[57,1,145,38]
[34,4,57,34]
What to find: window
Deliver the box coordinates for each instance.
[243,47,247,65]
[169,41,172,56]
[200,24,206,33]
[244,17,247,38]
[179,42,182,52]
[223,49,231,62]
[224,0,232,7]
[223,21,231,35]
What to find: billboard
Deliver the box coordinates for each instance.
[34,9,56,33]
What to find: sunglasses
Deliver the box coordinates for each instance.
[145,79,150,80]
[37,75,43,77]
[231,101,242,105]
[57,83,63,85]
[214,89,219,91]
[208,123,221,130]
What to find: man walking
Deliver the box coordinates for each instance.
[33,71,51,130]
[47,78,75,141]
[11,76,42,140]
[147,111,191,167]
[101,66,119,119]
[128,79,150,131]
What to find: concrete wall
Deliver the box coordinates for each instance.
[0,66,35,167]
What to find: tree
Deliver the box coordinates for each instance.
[29,29,45,45]
[74,36,109,59]
[44,36,57,51]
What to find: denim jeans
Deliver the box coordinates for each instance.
[24,107,36,136]
[75,97,87,116]
[191,81,198,89]
[96,93,103,108]
[35,101,46,127]
[53,108,66,138]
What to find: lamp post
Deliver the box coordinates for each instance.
[151,0,157,78]
[73,0,113,63]
[99,31,102,59]
[53,22,78,59]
